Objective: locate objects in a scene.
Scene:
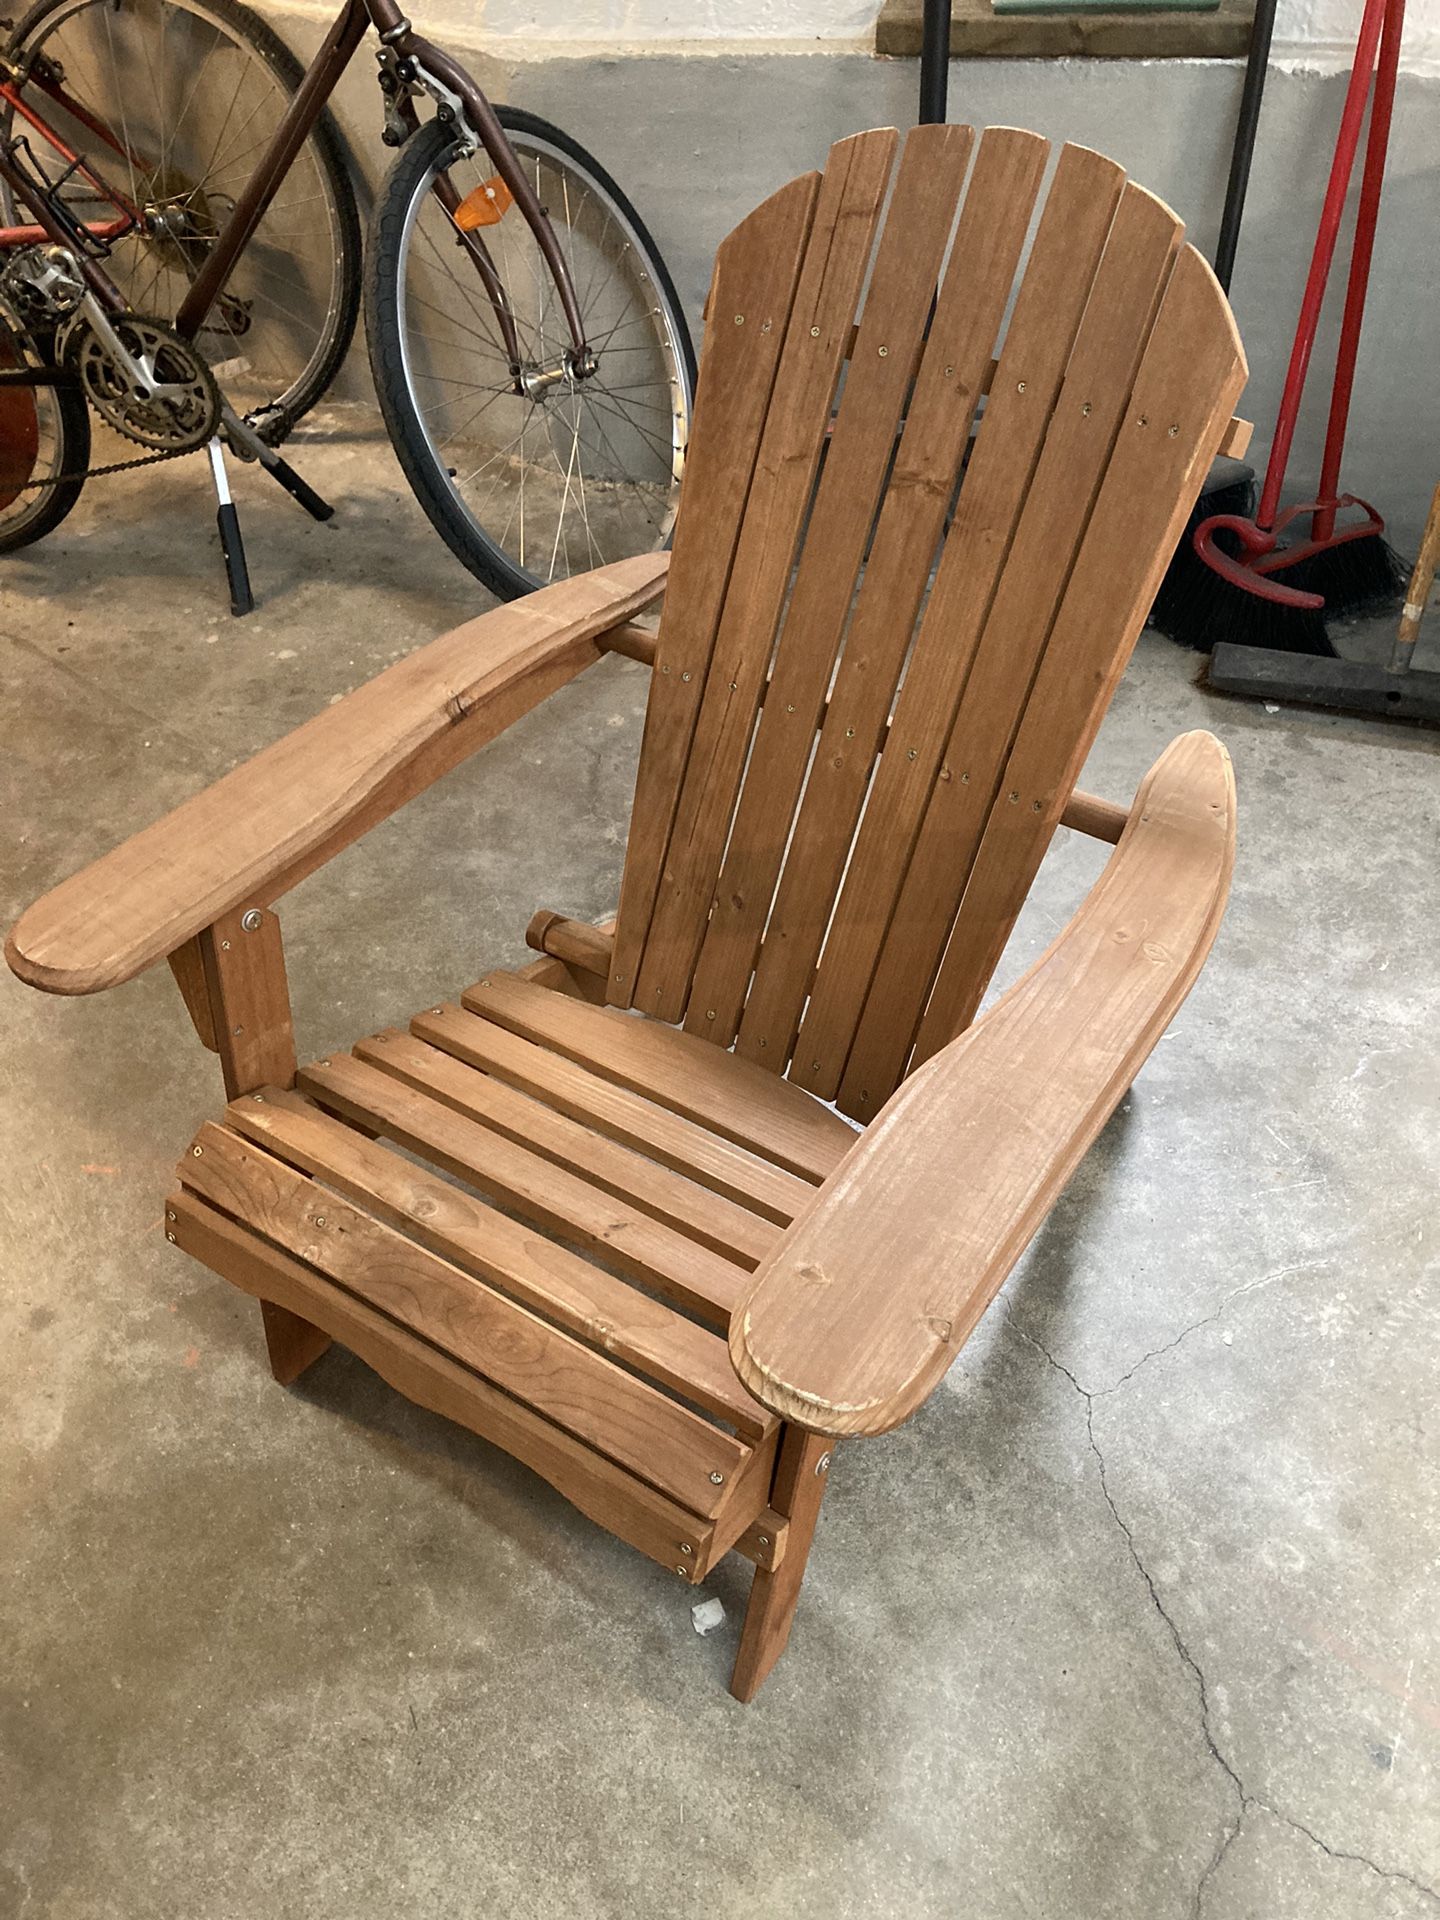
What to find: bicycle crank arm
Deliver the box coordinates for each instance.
[222,404,334,521]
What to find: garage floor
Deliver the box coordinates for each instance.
[3,411,1438,1920]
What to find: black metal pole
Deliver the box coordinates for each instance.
[919,0,950,124]
[1212,0,1278,292]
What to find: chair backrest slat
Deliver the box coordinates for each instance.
[814,178,1184,1108]
[700,125,1043,1057]
[609,126,1247,1121]
[608,168,822,1006]
[628,128,899,1024]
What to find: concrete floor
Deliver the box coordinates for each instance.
[3,414,1438,1920]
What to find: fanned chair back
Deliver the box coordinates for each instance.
[607,125,1247,1122]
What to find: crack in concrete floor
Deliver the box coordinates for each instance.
[1003,1305,1440,1914]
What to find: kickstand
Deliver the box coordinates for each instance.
[222,405,335,523]
[208,436,253,617]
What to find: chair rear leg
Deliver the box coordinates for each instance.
[260,1301,332,1385]
[730,1426,832,1702]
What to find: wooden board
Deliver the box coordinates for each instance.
[633,128,900,1024]
[786,146,1137,1101]
[169,1190,721,1578]
[665,124,971,1043]
[905,246,1248,1068]
[183,1120,748,1514]
[715,129,1049,1066]
[607,171,822,1010]
[730,731,1236,1437]
[295,1051,751,1328]
[8,554,668,996]
[459,970,855,1182]
[734,141,1120,1080]
[199,904,297,1100]
[350,1025,777,1268]
[830,181,1187,1111]
[409,1003,811,1225]
[226,1087,770,1440]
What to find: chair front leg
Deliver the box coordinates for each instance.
[174,903,332,1384]
[730,1424,833,1702]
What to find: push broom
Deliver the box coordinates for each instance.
[1173,0,1408,658]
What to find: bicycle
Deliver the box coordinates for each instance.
[0,0,696,603]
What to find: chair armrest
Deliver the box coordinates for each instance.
[729,729,1236,1437]
[7,554,667,996]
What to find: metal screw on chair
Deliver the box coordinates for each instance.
[815,1452,832,1476]
[220,939,231,951]
[1017,380,1026,393]
[680,1543,693,1556]
[709,1470,725,1486]
[192,1145,203,1157]
[241,909,263,932]
[166,1210,176,1222]
[810,326,820,338]
[734,313,745,326]
[166,1232,176,1243]
[758,1534,770,1547]
[314,1216,326,1229]
[878,345,889,358]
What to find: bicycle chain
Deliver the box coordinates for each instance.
[12,439,203,493]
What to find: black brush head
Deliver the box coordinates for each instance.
[1150,464,1257,649]
[1154,535,1337,656]
[1269,533,1407,616]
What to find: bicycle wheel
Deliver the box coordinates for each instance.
[1,0,361,440]
[367,109,696,599]
[0,316,90,551]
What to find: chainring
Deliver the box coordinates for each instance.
[66,311,221,452]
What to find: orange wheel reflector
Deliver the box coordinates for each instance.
[453,175,513,230]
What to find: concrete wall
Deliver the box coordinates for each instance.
[267,12,1440,554]
[388,0,1440,74]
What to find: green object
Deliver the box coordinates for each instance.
[992,0,1219,12]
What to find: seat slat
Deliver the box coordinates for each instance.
[297,1053,750,1328]
[410,1003,811,1226]
[227,1087,770,1440]
[907,248,1248,1066]
[608,170,822,1011]
[183,1123,748,1515]
[169,1190,721,1574]
[632,128,900,1024]
[351,1026,777,1268]
[460,970,855,1182]
[831,182,1187,1112]
[735,143,1124,1088]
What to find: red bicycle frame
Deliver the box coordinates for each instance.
[0,0,590,374]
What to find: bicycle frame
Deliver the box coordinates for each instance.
[0,0,590,375]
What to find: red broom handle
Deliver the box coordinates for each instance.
[1311,0,1404,541]
[1257,0,1388,531]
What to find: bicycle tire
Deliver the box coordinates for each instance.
[366,108,696,600]
[0,329,90,552]
[3,0,363,442]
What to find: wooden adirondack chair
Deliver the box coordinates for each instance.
[7,125,1249,1702]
